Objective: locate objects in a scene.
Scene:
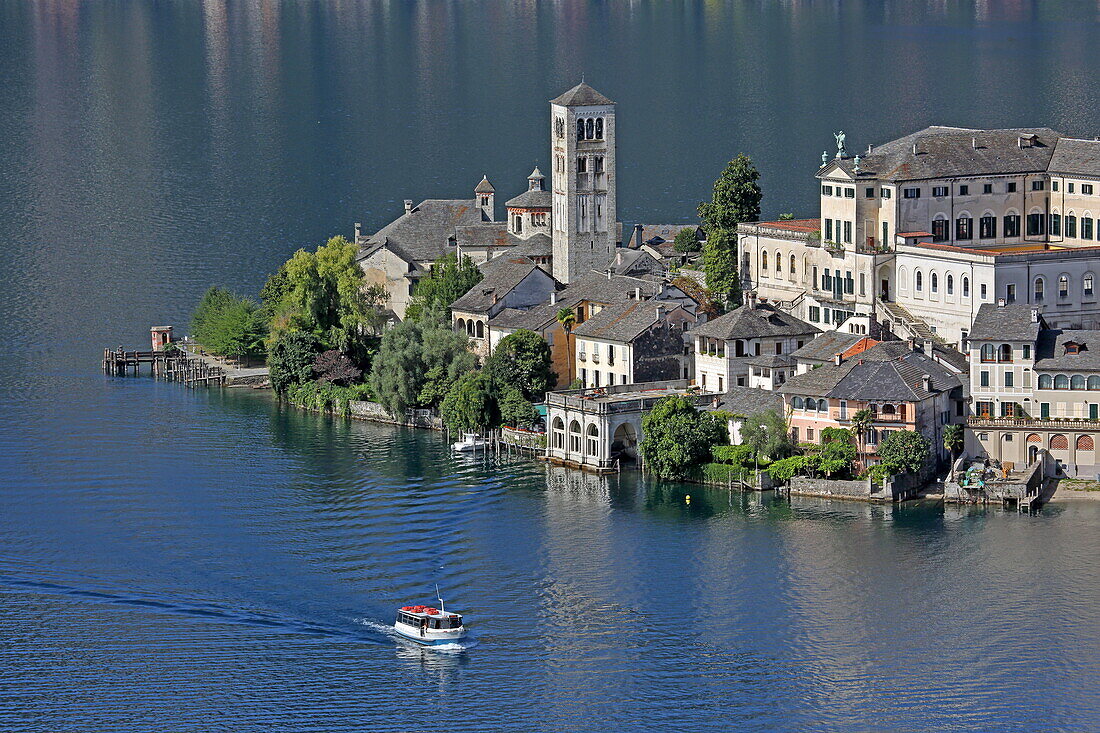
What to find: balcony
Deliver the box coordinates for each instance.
[831,408,908,423]
[591,353,601,364]
[968,416,1099,430]
[579,352,587,362]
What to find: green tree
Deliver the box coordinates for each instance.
[489,329,555,399]
[405,253,483,322]
[266,236,382,363]
[268,331,321,395]
[740,409,794,461]
[697,153,762,233]
[369,307,475,415]
[849,408,873,463]
[943,424,964,465]
[190,286,266,360]
[878,430,932,476]
[498,385,538,429]
[673,227,701,253]
[816,427,858,477]
[639,396,728,479]
[701,227,742,307]
[440,372,498,435]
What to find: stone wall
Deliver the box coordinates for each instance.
[790,476,875,500]
[348,401,443,431]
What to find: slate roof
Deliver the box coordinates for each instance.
[745,354,796,369]
[363,199,487,263]
[636,224,702,246]
[550,82,614,106]
[1034,330,1100,370]
[475,176,495,193]
[556,271,663,305]
[691,303,818,340]
[789,331,867,363]
[455,223,523,249]
[488,303,559,332]
[572,301,681,343]
[612,247,663,276]
[827,126,1063,182]
[711,386,784,417]
[1047,138,1100,177]
[968,303,1044,342]
[449,259,547,314]
[779,342,961,401]
[504,189,552,209]
[507,234,553,258]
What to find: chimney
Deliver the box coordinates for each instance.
[997,297,1006,308]
[354,222,361,239]
[634,287,642,300]
[744,290,758,309]
[633,224,643,248]
[1030,307,1039,323]
[404,200,413,215]
[912,142,918,155]
[922,374,932,392]
[606,269,612,280]
[550,291,557,305]
[907,338,916,351]
[834,352,843,366]
[867,144,873,154]
[655,303,665,320]
[972,136,978,149]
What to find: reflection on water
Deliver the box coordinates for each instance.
[4,1,1100,729]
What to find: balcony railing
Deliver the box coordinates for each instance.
[591,353,601,364]
[831,408,908,422]
[579,352,587,362]
[968,416,1099,429]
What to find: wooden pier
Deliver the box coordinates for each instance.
[102,348,226,387]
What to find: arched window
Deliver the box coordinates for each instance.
[1027,433,1042,444]
[1078,435,1094,450]
[981,344,995,362]
[1072,375,1086,390]
[792,396,804,410]
[761,251,768,271]
[805,398,817,412]
[456,318,466,334]
[962,276,970,297]
[899,266,908,291]
[790,254,797,275]
[947,274,954,295]
[585,118,595,140]
[1059,274,1069,298]
[576,119,585,141]
[882,403,896,415]
[1055,374,1070,390]
[1089,376,1100,390]
[568,420,582,452]
[594,117,604,139]
[552,417,565,449]
[1034,277,1045,302]
[916,271,924,291]
[931,272,939,293]
[1038,374,1053,390]
[1085,273,1094,297]
[476,321,485,339]
[1050,434,1069,450]
[998,344,1012,362]
[1067,213,1078,238]
[586,424,599,456]
[775,251,782,273]
[1083,214,1095,240]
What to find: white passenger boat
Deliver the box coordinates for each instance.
[394,591,467,646]
[452,432,488,452]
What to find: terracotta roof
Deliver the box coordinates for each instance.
[897,231,933,237]
[753,218,820,233]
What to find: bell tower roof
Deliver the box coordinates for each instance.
[474,175,495,194]
[550,81,614,107]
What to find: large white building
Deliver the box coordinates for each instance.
[741,127,1100,349]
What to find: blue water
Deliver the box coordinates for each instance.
[3,2,1100,730]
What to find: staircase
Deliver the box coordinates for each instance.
[876,300,945,344]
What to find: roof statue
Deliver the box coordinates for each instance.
[834,130,846,158]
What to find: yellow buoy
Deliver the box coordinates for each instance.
[685,494,691,504]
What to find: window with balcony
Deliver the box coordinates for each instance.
[981,344,995,362]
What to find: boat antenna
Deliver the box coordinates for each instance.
[436,584,445,615]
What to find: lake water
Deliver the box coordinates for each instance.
[2,2,1100,730]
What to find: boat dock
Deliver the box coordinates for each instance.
[102,347,226,387]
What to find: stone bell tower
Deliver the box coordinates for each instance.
[549,82,617,284]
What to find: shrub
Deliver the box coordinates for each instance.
[711,444,755,466]
[286,381,372,416]
[768,455,813,482]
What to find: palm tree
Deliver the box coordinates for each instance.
[556,307,577,384]
[850,408,873,468]
[943,423,964,467]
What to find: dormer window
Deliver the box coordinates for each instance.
[1064,341,1082,355]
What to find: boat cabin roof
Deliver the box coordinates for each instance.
[398,605,460,619]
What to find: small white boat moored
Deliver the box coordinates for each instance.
[452,432,488,452]
[394,591,467,646]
